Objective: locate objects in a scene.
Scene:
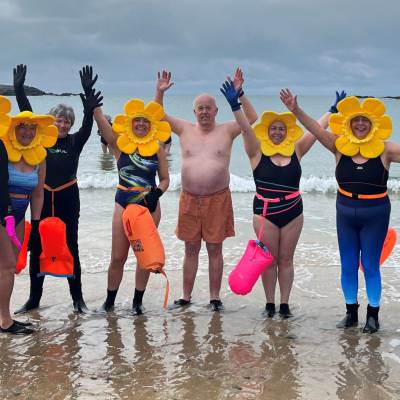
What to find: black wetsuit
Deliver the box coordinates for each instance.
[15,85,93,304]
[253,153,303,228]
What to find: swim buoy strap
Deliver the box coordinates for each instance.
[160,270,169,309]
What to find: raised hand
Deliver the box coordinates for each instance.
[13,64,27,88]
[156,70,174,92]
[220,79,241,111]
[232,67,244,93]
[329,90,347,113]
[80,89,103,114]
[79,65,98,96]
[280,89,298,112]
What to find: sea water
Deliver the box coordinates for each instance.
[11,94,400,275]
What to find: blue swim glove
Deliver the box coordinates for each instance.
[220,80,241,111]
[329,90,347,113]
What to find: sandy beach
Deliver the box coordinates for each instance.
[2,266,400,399]
[2,190,400,399]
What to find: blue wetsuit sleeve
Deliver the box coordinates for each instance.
[14,84,33,112]
[72,111,94,154]
[0,141,10,218]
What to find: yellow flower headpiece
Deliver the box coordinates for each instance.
[329,96,392,158]
[253,111,304,156]
[113,99,171,156]
[0,96,12,137]
[0,99,58,166]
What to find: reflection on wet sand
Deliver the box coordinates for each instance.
[3,267,400,399]
[336,332,390,400]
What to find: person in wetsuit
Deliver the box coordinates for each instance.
[13,64,103,314]
[0,112,47,333]
[94,106,169,315]
[221,79,344,318]
[280,88,400,333]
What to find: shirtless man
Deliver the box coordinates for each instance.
[155,69,257,311]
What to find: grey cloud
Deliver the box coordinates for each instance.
[0,0,399,96]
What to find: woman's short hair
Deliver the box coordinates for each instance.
[48,104,75,126]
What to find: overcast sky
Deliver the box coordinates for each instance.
[0,0,399,96]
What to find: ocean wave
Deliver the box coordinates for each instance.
[77,172,400,194]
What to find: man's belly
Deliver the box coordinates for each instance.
[181,159,230,195]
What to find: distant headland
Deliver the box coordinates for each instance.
[0,84,78,96]
[356,95,400,99]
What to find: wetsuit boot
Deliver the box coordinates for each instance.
[264,303,276,318]
[14,279,43,314]
[15,249,44,314]
[363,305,380,334]
[279,303,293,318]
[101,289,118,312]
[72,294,89,313]
[132,289,145,315]
[336,303,359,328]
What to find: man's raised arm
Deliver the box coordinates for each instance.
[155,70,188,136]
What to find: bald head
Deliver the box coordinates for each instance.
[193,93,217,109]
[193,93,218,128]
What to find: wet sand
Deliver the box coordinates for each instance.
[2,265,400,400]
[2,191,400,399]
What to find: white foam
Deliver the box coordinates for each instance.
[77,171,400,194]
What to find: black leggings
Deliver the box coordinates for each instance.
[29,183,83,301]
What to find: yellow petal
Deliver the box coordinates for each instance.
[138,141,159,156]
[335,136,359,156]
[23,147,46,166]
[337,96,362,117]
[144,101,164,121]
[253,123,268,142]
[329,114,346,136]
[116,133,132,148]
[260,111,279,127]
[2,138,22,162]
[124,99,145,116]
[32,115,56,127]
[260,141,276,156]
[278,142,295,156]
[0,115,11,137]
[155,121,171,142]
[374,115,392,140]
[362,98,386,118]
[289,125,303,142]
[112,115,128,133]
[277,112,297,128]
[0,96,12,114]
[359,137,384,158]
[118,139,137,154]
[41,126,58,147]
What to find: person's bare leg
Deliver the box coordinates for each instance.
[206,242,223,301]
[0,227,16,329]
[254,215,280,304]
[277,214,303,305]
[182,240,202,301]
[107,205,130,289]
[102,204,130,311]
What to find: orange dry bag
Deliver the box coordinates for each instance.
[360,227,397,272]
[122,204,169,307]
[15,221,31,274]
[38,217,74,278]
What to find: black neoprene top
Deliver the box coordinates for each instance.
[15,84,93,188]
[335,155,388,195]
[253,153,302,196]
